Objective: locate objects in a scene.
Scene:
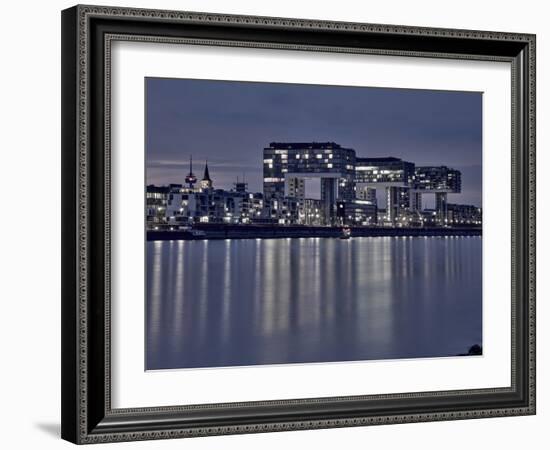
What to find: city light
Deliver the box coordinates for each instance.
[146,143,481,230]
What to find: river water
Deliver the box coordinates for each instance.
[146,236,482,370]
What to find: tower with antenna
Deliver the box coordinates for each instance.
[184,155,197,189]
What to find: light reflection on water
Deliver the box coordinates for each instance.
[146,236,482,370]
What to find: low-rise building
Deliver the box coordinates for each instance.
[446,203,482,226]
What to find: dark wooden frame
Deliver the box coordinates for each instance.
[61,4,536,444]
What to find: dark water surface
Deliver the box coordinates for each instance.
[146,236,482,370]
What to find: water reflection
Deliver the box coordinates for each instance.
[146,236,482,370]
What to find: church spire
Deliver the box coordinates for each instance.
[200,160,213,189]
[203,160,211,182]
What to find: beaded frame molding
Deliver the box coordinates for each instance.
[61,4,536,444]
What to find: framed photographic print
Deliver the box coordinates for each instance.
[61,5,536,444]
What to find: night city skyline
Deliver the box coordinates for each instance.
[146,77,482,208]
[145,77,483,371]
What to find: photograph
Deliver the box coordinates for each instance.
[145,78,483,370]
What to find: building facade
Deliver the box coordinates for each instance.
[446,203,482,226]
[413,166,462,222]
[355,157,415,224]
[263,142,356,225]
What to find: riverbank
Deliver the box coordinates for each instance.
[147,224,482,241]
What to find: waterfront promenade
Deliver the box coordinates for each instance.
[147,224,482,241]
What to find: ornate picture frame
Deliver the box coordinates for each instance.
[61,5,536,444]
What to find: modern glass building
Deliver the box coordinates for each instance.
[414,166,461,192]
[263,142,356,224]
[414,166,462,221]
[355,157,415,184]
[355,157,415,223]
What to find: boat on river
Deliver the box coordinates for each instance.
[340,227,352,239]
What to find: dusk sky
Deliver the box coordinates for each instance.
[146,78,482,207]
